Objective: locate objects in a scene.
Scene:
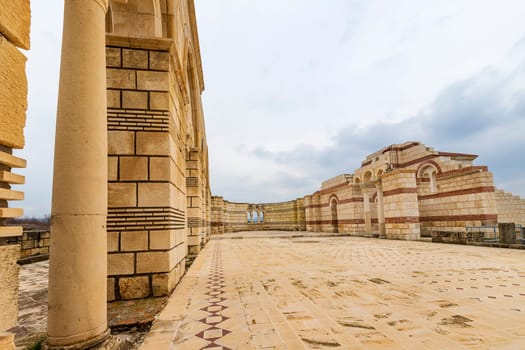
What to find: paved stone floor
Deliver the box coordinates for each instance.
[142,232,525,349]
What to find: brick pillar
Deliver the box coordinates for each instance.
[105,35,187,301]
[186,149,204,256]
[382,169,420,240]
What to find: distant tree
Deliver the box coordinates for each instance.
[6,214,51,230]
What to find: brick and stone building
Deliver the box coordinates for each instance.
[213,141,525,240]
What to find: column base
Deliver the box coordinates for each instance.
[43,329,110,350]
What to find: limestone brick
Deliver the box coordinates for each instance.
[136,251,169,273]
[108,182,136,207]
[119,276,150,300]
[0,37,27,148]
[0,245,19,331]
[149,51,170,71]
[0,332,15,350]
[0,0,30,49]
[119,156,148,181]
[149,230,174,250]
[138,182,170,207]
[150,91,169,110]
[107,231,119,252]
[108,253,135,276]
[152,273,169,297]
[108,130,134,155]
[107,68,136,89]
[149,157,170,180]
[122,49,148,69]
[136,70,169,91]
[107,278,115,302]
[136,132,169,155]
[108,156,118,181]
[107,89,121,108]
[122,90,148,109]
[121,230,148,251]
[106,47,121,67]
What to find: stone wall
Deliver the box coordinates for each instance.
[0,0,30,335]
[216,141,522,242]
[18,230,50,259]
[0,245,19,333]
[105,0,210,301]
[496,190,525,226]
[211,197,306,234]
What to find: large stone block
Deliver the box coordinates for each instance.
[138,182,170,207]
[108,182,137,207]
[107,68,136,89]
[0,245,19,330]
[119,276,150,300]
[122,90,147,109]
[121,230,148,251]
[122,49,148,69]
[136,132,169,155]
[136,70,168,91]
[106,47,121,67]
[0,37,27,149]
[108,253,135,276]
[149,51,169,71]
[108,130,135,155]
[120,156,148,181]
[136,251,169,273]
[0,0,30,49]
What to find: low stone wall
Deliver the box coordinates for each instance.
[17,230,49,260]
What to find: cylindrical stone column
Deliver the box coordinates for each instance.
[47,0,109,348]
[376,183,385,235]
[363,188,372,232]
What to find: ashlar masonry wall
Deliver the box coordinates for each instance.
[106,36,187,301]
[211,197,306,234]
[0,0,30,336]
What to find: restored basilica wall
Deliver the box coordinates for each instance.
[496,190,525,226]
[0,0,30,335]
[105,0,210,301]
[211,197,306,233]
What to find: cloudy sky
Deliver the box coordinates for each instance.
[17,1,525,216]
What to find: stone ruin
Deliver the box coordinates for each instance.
[0,1,524,349]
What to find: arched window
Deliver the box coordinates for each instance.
[247,211,251,223]
[418,165,438,194]
[252,211,258,223]
[259,211,264,222]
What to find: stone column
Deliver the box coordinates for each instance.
[363,188,372,232]
[47,0,109,348]
[376,183,385,235]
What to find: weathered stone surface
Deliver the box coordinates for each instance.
[121,230,148,251]
[108,183,136,207]
[0,37,27,149]
[0,0,30,49]
[119,156,148,181]
[0,332,15,350]
[0,245,19,330]
[122,49,148,69]
[108,253,134,276]
[119,276,150,300]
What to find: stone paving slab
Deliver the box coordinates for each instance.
[142,232,525,349]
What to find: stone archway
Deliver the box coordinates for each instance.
[330,197,339,233]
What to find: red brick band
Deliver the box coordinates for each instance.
[420,214,497,222]
[418,186,495,200]
[383,188,417,197]
[385,216,420,224]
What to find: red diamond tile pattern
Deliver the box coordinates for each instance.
[194,241,232,350]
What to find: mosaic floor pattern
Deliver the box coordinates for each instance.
[141,232,525,349]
